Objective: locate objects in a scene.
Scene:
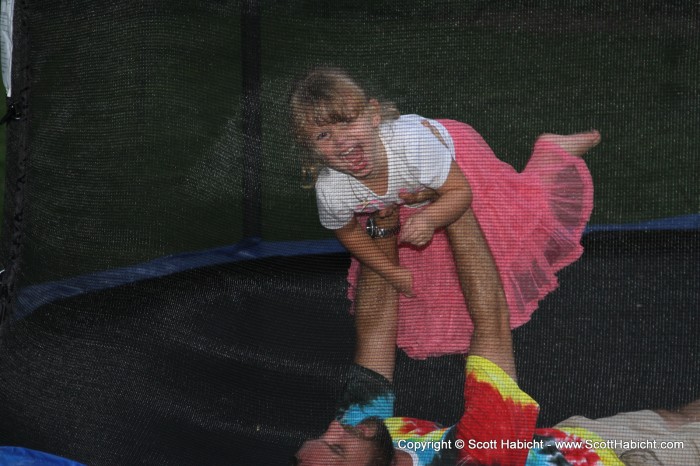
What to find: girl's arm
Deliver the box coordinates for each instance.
[334,218,414,297]
[400,161,472,247]
[352,216,400,382]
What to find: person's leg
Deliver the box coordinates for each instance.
[445,209,515,380]
[448,211,539,466]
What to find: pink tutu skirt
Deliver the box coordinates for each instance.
[348,120,594,359]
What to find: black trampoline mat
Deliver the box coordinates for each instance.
[0,231,698,465]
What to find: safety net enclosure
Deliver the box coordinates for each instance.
[0,1,698,465]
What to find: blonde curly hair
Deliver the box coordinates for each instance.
[289,67,399,188]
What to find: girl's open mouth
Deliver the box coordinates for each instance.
[342,146,368,173]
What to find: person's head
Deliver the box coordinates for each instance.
[288,67,399,186]
[292,417,395,466]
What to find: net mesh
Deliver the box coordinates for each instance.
[0,1,698,465]
[6,1,699,285]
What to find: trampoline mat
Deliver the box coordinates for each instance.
[0,230,698,465]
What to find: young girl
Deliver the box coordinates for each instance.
[289,67,600,359]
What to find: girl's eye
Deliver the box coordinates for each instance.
[316,131,329,141]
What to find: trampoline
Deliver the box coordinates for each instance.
[0,2,698,465]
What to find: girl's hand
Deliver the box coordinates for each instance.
[374,188,438,233]
[400,213,435,247]
[399,188,439,206]
[388,266,414,297]
[375,204,399,221]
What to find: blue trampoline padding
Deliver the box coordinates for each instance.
[584,214,699,232]
[0,447,85,466]
[15,238,343,320]
[13,214,700,321]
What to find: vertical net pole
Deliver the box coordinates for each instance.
[241,0,262,239]
[0,0,28,334]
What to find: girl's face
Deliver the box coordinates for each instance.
[307,100,385,180]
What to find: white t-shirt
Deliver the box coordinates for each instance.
[315,114,455,230]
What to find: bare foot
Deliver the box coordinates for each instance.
[656,397,700,429]
[655,408,690,430]
[538,130,601,157]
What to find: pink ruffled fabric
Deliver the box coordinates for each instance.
[348,120,594,359]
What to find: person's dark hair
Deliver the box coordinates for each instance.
[357,417,395,466]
